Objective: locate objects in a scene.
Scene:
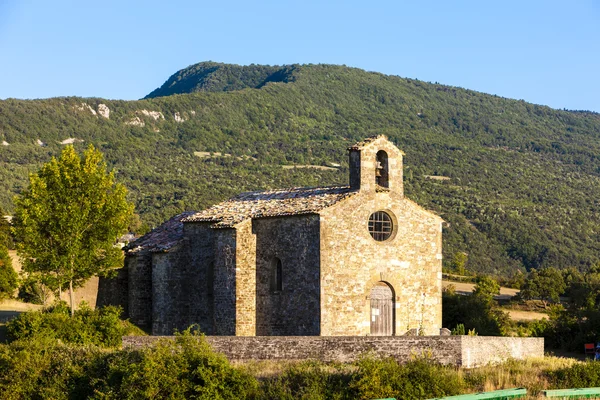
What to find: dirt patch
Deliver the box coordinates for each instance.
[7,250,21,272]
[506,309,548,321]
[194,151,256,161]
[443,280,519,300]
[282,165,338,171]
[0,300,43,313]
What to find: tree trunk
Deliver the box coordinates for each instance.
[69,258,75,317]
[69,279,74,317]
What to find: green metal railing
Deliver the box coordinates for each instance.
[543,387,600,398]
[383,386,600,400]
[427,388,527,400]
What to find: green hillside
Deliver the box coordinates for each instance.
[2,62,600,277]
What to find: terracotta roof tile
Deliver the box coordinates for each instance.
[183,186,356,227]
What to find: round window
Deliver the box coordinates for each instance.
[368,211,394,241]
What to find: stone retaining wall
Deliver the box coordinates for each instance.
[122,335,543,367]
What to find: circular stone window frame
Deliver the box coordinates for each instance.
[367,210,398,243]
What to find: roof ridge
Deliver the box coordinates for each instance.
[183,185,356,227]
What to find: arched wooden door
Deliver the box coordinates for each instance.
[370,282,394,336]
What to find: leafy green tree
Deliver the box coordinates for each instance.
[12,145,134,315]
[442,284,509,336]
[0,243,18,299]
[473,275,501,302]
[450,252,468,276]
[520,267,566,308]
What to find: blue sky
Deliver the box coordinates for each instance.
[0,0,599,112]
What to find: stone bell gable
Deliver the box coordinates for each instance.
[98,135,443,337]
[349,135,404,196]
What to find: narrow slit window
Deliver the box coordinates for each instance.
[270,258,283,293]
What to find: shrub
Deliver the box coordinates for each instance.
[92,332,259,399]
[549,361,600,388]
[259,360,351,400]
[17,277,52,305]
[5,302,144,347]
[0,332,259,400]
[443,285,510,336]
[348,355,464,400]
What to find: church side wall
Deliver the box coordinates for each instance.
[254,214,321,336]
[184,223,216,334]
[235,219,257,335]
[152,246,198,335]
[127,253,153,330]
[213,228,237,335]
[96,267,128,316]
[319,194,442,336]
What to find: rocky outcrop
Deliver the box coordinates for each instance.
[98,104,110,119]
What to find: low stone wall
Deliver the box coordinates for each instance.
[122,335,543,367]
[460,336,544,368]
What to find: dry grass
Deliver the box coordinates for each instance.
[507,309,549,321]
[424,175,451,181]
[464,357,580,397]
[236,356,585,399]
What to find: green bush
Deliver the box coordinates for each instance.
[91,333,259,399]
[0,333,258,400]
[442,285,511,336]
[5,302,143,347]
[259,360,350,400]
[348,355,464,400]
[0,339,99,400]
[17,277,51,305]
[549,361,600,388]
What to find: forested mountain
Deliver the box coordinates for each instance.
[2,62,600,277]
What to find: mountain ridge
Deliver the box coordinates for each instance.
[144,61,298,99]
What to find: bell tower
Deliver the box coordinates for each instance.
[348,135,404,196]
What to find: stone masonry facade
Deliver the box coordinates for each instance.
[98,136,444,336]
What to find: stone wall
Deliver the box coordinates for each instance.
[182,222,215,335]
[152,246,194,335]
[213,228,238,335]
[319,137,442,336]
[253,215,321,336]
[122,335,543,367]
[460,336,545,368]
[127,254,153,329]
[96,268,128,314]
[235,219,256,336]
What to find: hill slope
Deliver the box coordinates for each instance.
[2,63,600,277]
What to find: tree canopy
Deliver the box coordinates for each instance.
[12,145,133,313]
[519,267,566,307]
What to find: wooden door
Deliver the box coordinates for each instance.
[370,282,394,336]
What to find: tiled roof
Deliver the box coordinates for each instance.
[125,211,195,254]
[183,186,356,227]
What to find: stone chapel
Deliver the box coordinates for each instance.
[98,136,443,336]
